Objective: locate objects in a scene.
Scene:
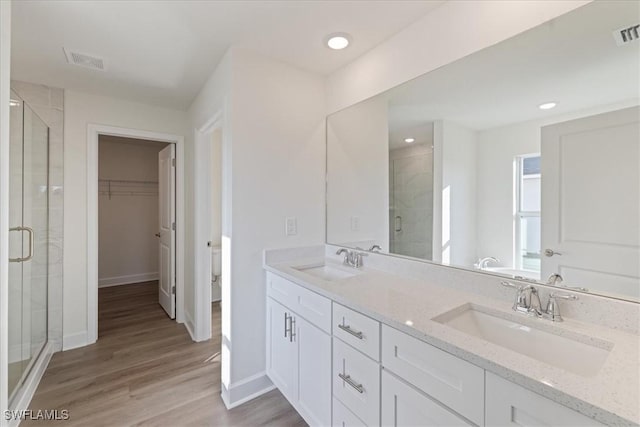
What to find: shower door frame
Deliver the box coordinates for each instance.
[5,91,56,418]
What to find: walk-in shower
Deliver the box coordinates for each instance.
[8,89,50,406]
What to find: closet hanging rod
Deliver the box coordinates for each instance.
[98,178,158,185]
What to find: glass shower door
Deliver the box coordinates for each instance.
[8,90,49,404]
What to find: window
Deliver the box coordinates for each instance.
[515,155,541,272]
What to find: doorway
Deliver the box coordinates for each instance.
[97,136,175,325]
[86,125,185,345]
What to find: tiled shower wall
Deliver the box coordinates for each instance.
[11,81,63,352]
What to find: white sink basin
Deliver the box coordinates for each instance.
[293,264,359,281]
[433,304,612,377]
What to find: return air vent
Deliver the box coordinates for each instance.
[613,24,640,46]
[63,48,105,71]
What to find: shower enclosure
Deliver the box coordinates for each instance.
[8,89,50,405]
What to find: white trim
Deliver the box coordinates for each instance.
[98,272,159,287]
[7,342,54,427]
[62,331,88,351]
[193,110,224,342]
[87,124,185,345]
[220,372,275,410]
[183,311,196,341]
[0,2,12,421]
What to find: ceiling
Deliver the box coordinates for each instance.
[11,0,444,110]
[381,0,640,134]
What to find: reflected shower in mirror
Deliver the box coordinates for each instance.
[326,1,640,301]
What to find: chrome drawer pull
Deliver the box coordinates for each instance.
[338,324,363,339]
[338,373,364,394]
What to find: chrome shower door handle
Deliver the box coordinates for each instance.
[9,226,34,263]
[394,216,402,232]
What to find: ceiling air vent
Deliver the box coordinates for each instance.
[63,48,105,71]
[613,24,639,46]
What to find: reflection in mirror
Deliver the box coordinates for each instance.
[326,1,640,301]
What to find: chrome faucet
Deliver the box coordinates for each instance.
[546,273,589,292]
[336,248,367,268]
[502,281,577,322]
[368,244,382,252]
[475,257,499,269]
[546,273,563,286]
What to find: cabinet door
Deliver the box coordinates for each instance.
[266,298,296,401]
[381,370,471,427]
[485,372,603,426]
[296,316,331,427]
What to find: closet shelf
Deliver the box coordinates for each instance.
[99,179,159,199]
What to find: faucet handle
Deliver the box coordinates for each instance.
[544,292,577,322]
[501,281,523,291]
[549,292,578,300]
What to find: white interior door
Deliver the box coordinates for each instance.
[541,106,640,299]
[158,144,176,318]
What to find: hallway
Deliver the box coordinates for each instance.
[24,282,305,426]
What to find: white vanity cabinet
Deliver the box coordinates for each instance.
[381,370,472,427]
[266,273,331,427]
[485,373,604,426]
[265,270,608,427]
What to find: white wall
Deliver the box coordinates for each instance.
[63,90,188,349]
[226,48,326,403]
[98,137,166,286]
[325,0,590,114]
[433,121,476,267]
[326,96,389,250]
[475,99,640,269]
[0,0,12,418]
[189,47,325,406]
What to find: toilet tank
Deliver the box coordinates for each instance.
[212,245,222,277]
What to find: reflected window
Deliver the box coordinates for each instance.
[516,155,541,272]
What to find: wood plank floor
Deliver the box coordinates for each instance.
[24,281,306,426]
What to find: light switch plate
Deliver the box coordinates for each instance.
[350,216,360,231]
[285,217,297,236]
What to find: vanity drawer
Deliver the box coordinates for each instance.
[381,370,472,427]
[333,397,367,427]
[333,337,380,426]
[267,272,331,332]
[333,303,380,361]
[381,325,484,426]
[485,372,603,426]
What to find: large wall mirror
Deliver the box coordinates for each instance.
[327,1,640,302]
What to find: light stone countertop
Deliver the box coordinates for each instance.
[264,257,640,426]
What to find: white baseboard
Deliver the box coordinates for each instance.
[8,342,54,427]
[184,311,196,341]
[98,272,159,287]
[62,331,88,351]
[220,372,274,410]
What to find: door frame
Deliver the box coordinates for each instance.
[86,124,185,345]
[193,109,224,342]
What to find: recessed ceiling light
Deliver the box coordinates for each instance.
[9,99,20,107]
[326,33,351,50]
[538,102,557,110]
[404,138,415,143]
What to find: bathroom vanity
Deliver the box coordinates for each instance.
[263,246,639,426]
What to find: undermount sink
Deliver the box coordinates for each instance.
[433,304,612,377]
[293,264,359,281]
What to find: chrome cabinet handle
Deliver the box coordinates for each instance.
[284,313,291,338]
[338,323,363,339]
[9,226,34,263]
[338,373,364,394]
[544,249,562,257]
[289,317,296,342]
